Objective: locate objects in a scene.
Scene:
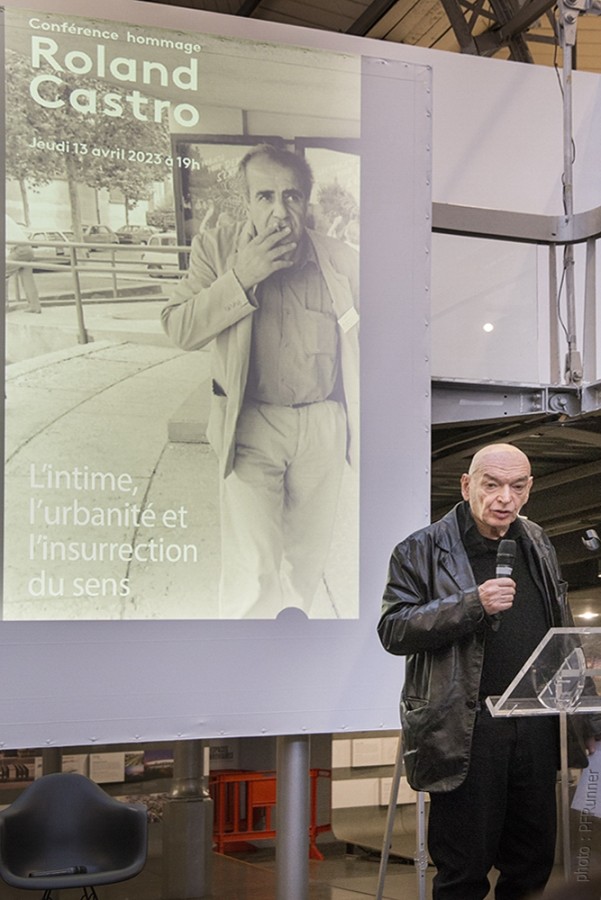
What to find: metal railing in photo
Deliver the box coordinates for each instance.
[5,237,189,346]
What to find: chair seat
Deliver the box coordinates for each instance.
[0,772,148,892]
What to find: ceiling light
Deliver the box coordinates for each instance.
[483,323,494,333]
[582,528,601,551]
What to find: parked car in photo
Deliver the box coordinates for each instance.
[28,229,75,269]
[141,231,183,277]
[82,224,119,248]
[115,224,157,245]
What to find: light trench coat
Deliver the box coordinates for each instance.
[161,222,359,479]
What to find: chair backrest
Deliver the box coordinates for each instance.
[0,772,147,889]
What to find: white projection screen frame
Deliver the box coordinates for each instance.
[0,0,431,748]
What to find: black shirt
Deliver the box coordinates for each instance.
[457,502,551,699]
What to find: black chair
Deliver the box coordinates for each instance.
[0,771,148,900]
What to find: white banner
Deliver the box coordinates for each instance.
[1,0,431,746]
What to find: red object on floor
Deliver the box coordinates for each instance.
[209,768,331,860]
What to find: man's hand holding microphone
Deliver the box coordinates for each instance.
[478,539,517,617]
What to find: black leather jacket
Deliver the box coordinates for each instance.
[378,503,592,793]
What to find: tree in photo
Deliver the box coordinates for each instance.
[5,52,65,227]
[5,50,172,234]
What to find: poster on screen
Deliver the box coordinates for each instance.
[3,0,429,628]
[3,3,365,621]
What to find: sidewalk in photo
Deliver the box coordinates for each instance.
[4,302,357,620]
[5,334,220,619]
[5,299,170,363]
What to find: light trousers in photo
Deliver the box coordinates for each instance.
[218,400,347,618]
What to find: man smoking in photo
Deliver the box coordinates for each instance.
[162,143,359,618]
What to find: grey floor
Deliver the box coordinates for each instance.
[0,837,428,900]
[0,837,578,900]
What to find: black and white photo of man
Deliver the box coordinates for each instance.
[162,143,359,619]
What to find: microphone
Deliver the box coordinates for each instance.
[496,539,517,578]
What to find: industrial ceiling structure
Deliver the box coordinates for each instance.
[147,0,601,611]
[147,0,601,73]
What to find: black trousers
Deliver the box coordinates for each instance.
[428,711,559,900]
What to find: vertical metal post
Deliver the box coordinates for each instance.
[416,792,427,900]
[548,245,561,384]
[41,748,62,775]
[582,237,597,384]
[376,733,403,900]
[376,734,427,900]
[559,4,583,384]
[162,740,213,899]
[109,246,118,299]
[562,34,574,222]
[68,246,89,345]
[560,710,570,881]
[276,735,310,900]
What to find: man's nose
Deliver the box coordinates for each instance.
[497,484,512,502]
[273,195,289,221]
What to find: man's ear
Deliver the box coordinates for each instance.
[460,473,470,501]
[523,475,534,503]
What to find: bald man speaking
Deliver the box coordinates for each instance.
[378,443,601,900]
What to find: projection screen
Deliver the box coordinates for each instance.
[1,0,431,748]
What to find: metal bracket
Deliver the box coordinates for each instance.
[432,379,582,426]
[560,0,601,46]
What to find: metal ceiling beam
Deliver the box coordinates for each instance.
[583,382,601,413]
[535,425,601,449]
[487,0,533,61]
[433,201,601,245]
[493,0,557,42]
[439,0,480,51]
[531,458,601,492]
[345,0,401,35]
[432,380,581,426]
[430,418,566,472]
[530,503,601,535]
[440,0,556,60]
[236,0,263,16]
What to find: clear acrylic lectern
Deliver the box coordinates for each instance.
[485,626,601,879]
